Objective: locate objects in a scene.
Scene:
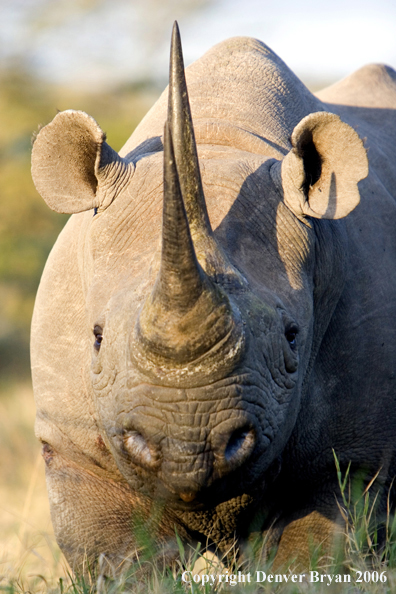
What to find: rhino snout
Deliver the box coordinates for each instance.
[117,416,258,501]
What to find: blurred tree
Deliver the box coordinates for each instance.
[1,0,212,89]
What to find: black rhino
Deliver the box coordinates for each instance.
[31,23,396,571]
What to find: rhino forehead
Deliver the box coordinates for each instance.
[88,149,313,264]
[86,150,274,264]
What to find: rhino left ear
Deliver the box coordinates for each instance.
[32,110,131,214]
[279,112,368,220]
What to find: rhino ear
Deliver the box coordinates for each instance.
[280,112,368,219]
[32,110,129,214]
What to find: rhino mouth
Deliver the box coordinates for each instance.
[152,448,282,520]
[152,476,255,513]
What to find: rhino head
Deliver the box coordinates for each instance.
[32,24,368,544]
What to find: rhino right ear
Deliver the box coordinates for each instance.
[32,110,132,214]
[277,112,368,220]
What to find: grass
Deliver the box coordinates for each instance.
[2,384,396,593]
[0,382,67,592]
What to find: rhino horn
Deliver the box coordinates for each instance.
[167,22,247,286]
[135,122,240,367]
[168,21,212,246]
[154,120,205,314]
[132,26,246,376]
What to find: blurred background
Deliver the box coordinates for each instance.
[0,0,395,588]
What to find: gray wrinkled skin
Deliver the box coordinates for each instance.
[31,31,396,571]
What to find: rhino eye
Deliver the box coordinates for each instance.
[93,325,103,351]
[285,325,298,350]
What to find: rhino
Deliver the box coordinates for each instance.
[31,22,396,571]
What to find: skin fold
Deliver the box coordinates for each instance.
[31,24,396,572]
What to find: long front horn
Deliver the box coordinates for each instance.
[168,21,211,243]
[168,22,246,286]
[151,120,205,314]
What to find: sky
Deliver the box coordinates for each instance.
[1,0,396,90]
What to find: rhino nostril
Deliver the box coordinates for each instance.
[123,431,157,469]
[224,426,256,466]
